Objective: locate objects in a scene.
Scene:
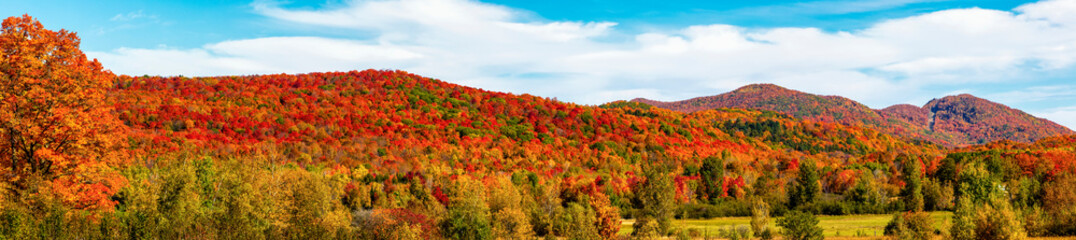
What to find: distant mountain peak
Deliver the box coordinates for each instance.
[732,83,792,93]
[634,84,1073,147]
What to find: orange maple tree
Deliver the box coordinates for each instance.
[0,15,125,209]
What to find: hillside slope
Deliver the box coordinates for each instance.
[109,70,939,193]
[634,84,1073,147]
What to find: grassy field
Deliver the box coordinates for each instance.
[618,212,954,238]
[617,212,1076,239]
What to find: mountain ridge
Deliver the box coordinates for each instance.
[632,84,1073,147]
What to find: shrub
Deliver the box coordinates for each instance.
[884,211,933,240]
[776,210,823,240]
[757,227,775,240]
[973,197,1026,240]
[675,201,750,218]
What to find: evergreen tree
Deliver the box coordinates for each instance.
[788,159,820,210]
[633,162,675,237]
[698,153,726,202]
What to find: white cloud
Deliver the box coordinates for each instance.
[733,0,946,16]
[988,85,1076,104]
[111,10,153,21]
[1036,106,1076,130]
[88,0,1076,128]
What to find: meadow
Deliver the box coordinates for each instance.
[620,212,949,238]
[620,211,1076,240]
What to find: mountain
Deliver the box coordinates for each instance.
[109,71,945,183]
[633,84,1073,147]
[921,94,1074,144]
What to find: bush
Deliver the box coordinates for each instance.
[808,199,850,215]
[757,227,774,240]
[973,197,1026,240]
[676,201,750,218]
[951,170,1028,240]
[776,211,823,240]
[884,211,933,240]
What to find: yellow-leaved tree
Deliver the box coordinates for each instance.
[0,15,126,210]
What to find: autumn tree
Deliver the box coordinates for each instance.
[0,15,125,209]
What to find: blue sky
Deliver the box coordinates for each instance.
[4,0,1076,128]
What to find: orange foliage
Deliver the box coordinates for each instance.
[0,15,126,210]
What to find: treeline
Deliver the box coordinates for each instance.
[3,146,1075,239]
[0,153,620,239]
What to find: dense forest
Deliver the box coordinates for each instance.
[2,15,1076,240]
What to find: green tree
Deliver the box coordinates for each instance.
[788,159,820,210]
[900,155,924,211]
[922,178,953,211]
[633,162,675,237]
[698,154,726,202]
[442,176,492,240]
[563,200,600,240]
[845,176,884,214]
[950,162,1026,240]
[956,162,996,207]
[951,197,977,240]
[777,210,823,240]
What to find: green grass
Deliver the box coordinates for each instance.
[618,211,954,238]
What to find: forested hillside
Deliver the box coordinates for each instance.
[634,84,1073,147]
